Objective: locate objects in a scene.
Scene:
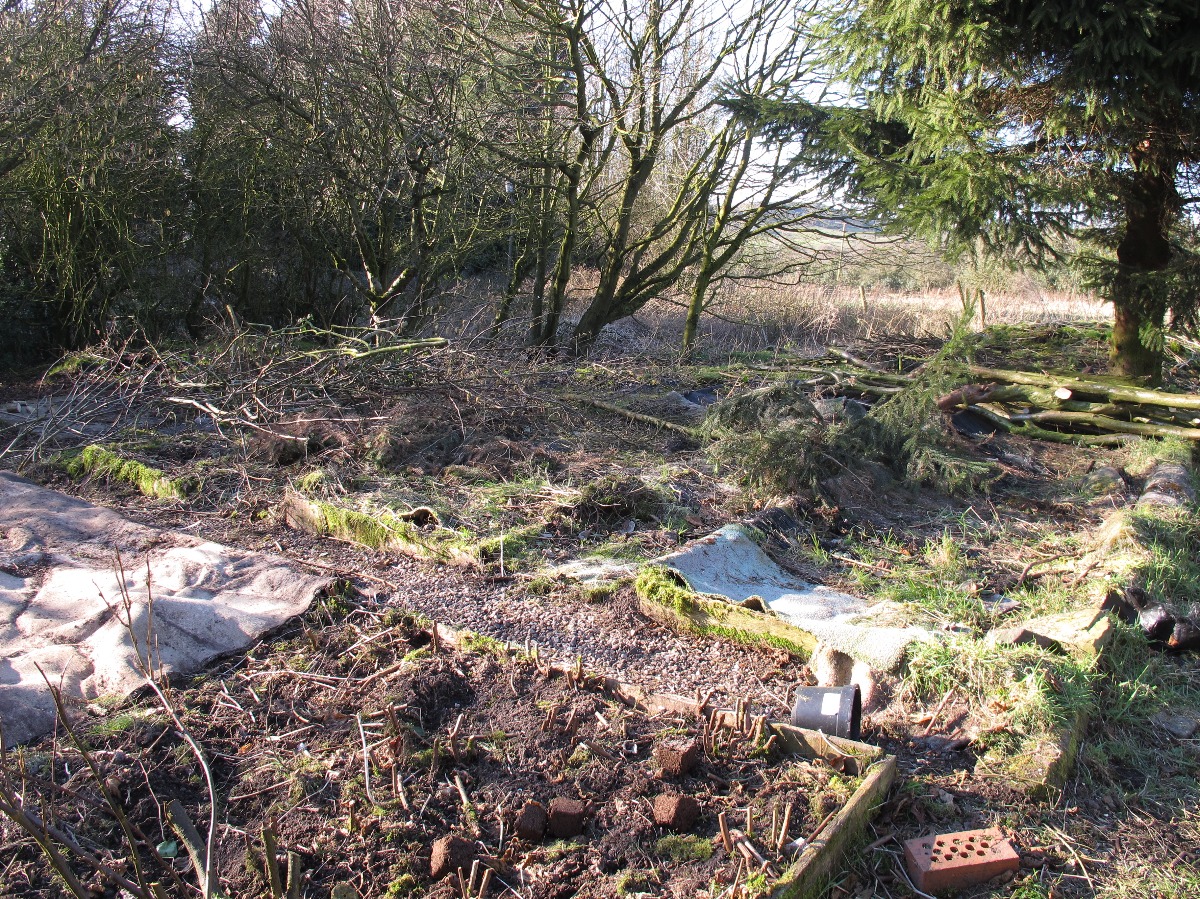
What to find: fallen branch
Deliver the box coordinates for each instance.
[1009,409,1200,441]
[303,337,447,360]
[968,365,1200,412]
[573,396,701,437]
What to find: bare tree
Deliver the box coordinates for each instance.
[476,0,814,351]
[0,0,180,345]
[194,0,514,330]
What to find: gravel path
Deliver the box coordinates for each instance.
[67,485,810,719]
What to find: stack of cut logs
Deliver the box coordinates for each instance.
[935,365,1200,446]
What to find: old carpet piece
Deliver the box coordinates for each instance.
[0,472,329,747]
[657,525,926,672]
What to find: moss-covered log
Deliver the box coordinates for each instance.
[279,491,476,566]
[634,566,817,659]
[968,365,1200,411]
[65,445,192,500]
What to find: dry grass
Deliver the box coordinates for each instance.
[577,280,1105,358]
[433,266,1107,358]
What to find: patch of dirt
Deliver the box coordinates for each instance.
[2,612,858,899]
[2,327,1198,899]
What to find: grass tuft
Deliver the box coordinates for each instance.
[905,635,1095,753]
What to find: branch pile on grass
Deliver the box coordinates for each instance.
[705,325,997,496]
[0,322,540,472]
[783,351,1200,448]
[936,366,1200,446]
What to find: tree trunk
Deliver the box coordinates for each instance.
[1110,303,1162,384]
[571,154,655,353]
[1110,162,1176,385]
[683,267,712,350]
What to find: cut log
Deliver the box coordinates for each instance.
[1137,462,1197,509]
[1009,410,1200,441]
[968,365,1200,411]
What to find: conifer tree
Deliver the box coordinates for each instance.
[743,0,1200,382]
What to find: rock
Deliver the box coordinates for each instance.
[654,740,699,778]
[652,793,701,832]
[1151,711,1199,740]
[547,798,588,839]
[430,834,476,880]
[985,626,1061,652]
[1080,465,1127,497]
[514,800,548,842]
[988,608,1114,659]
[330,885,358,899]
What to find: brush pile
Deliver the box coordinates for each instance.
[935,365,1200,446]
[770,348,1200,447]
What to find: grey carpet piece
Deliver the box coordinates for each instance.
[0,472,329,747]
[656,524,926,672]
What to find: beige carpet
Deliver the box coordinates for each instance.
[0,472,329,747]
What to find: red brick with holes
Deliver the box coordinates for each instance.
[903,827,1020,893]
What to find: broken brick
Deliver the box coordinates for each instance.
[547,797,588,839]
[904,828,1019,894]
[654,740,699,778]
[430,834,476,880]
[652,793,701,832]
[514,800,548,842]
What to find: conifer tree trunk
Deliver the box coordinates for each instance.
[1111,162,1176,384]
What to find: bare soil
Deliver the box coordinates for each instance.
[1,327,1198,899]
[3,611,856,899]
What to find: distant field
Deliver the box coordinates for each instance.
[581,281,1109,356]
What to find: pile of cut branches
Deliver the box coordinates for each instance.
[767,347,1200,448]
[936,366,1200,446]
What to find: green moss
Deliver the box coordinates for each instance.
[616,871,651,895]
[310,499,409,549]
[304,498,476,564]
[400,647,431,665]
[87,711,146,739]
[635,565,814,657]
[66,444,190,500]
[296,469,327,494]
[654,834,713,863]
[385,874,419,897]
[459,631,509,658]
[476,523,545,571]
[526,575,557,595]
[696,620,812,656]
[582,581,620,603]
[565,743,594,769]
[635,565,698,614]
[45,351,103,379]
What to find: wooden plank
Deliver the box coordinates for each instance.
[770,755,898,899]
[638,592,818,659]
[768,722,883,776]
